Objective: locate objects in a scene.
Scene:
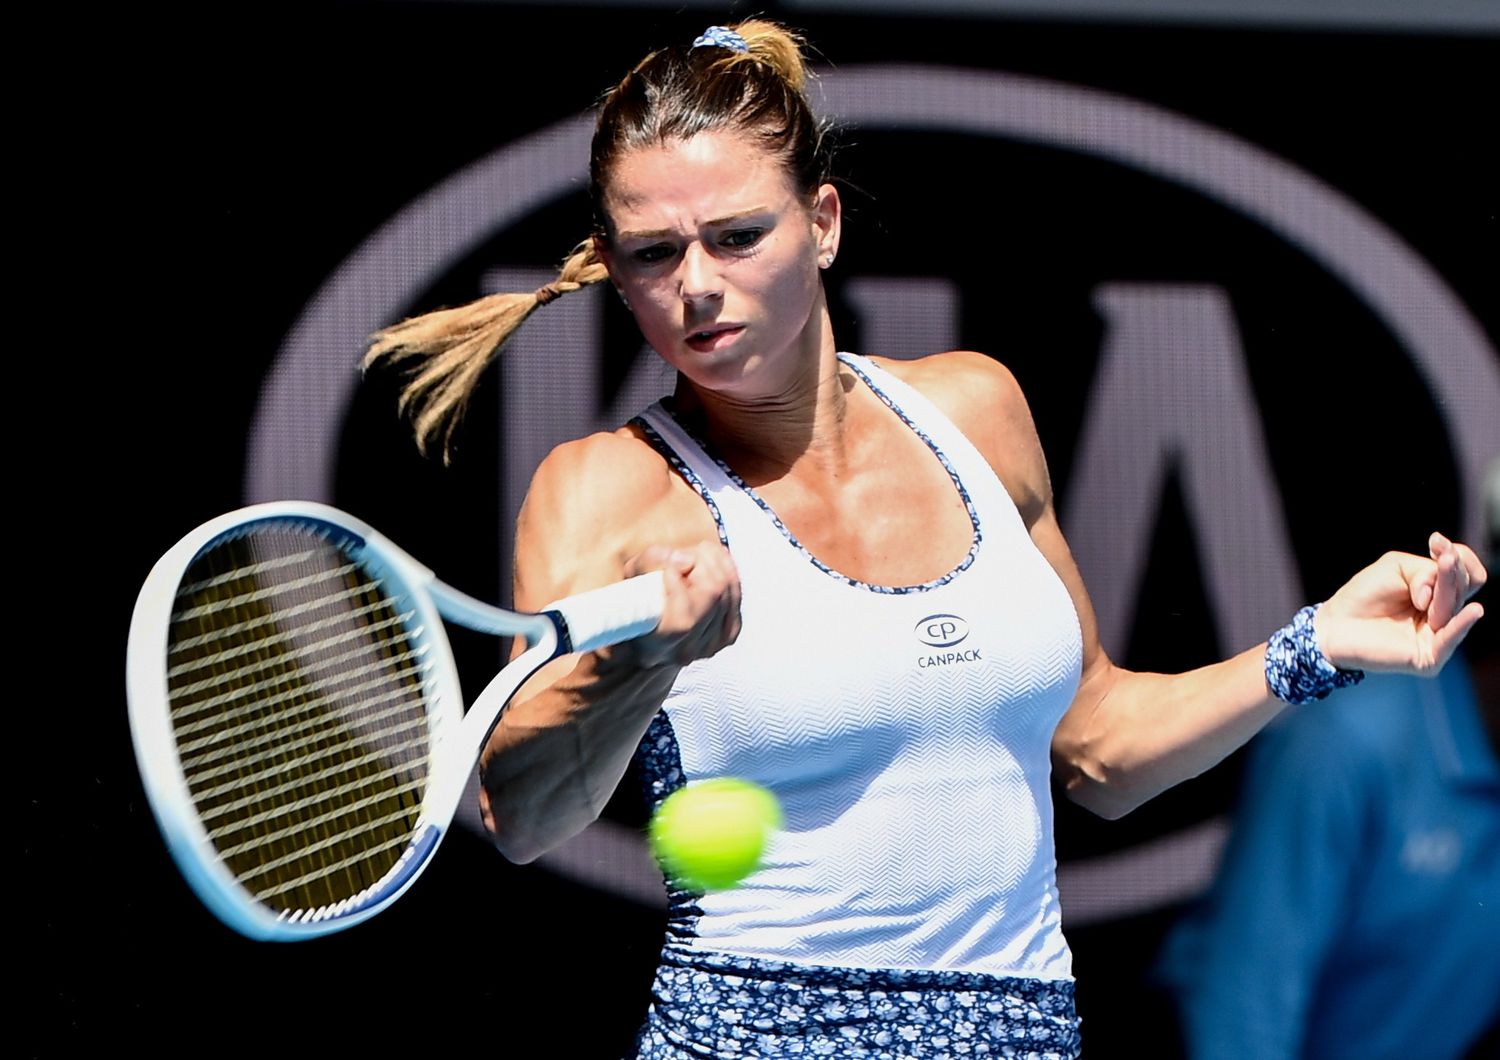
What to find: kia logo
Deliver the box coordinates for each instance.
[246,63,1498,925]
[916,614,970,648]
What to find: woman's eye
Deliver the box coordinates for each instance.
[721,228,763,249]
[633,244,675,264]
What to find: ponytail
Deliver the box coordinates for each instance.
[362,238,608,462]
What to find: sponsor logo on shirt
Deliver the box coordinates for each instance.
[915,614,981,668]
[916,614,970,647]
[1401,828,1461,875]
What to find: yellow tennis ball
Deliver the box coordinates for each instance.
[648,777,783,892]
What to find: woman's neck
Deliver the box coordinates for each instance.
[672,340,858,484]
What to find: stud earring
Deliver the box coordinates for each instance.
[821,253,835,269]
[615,286,631,309]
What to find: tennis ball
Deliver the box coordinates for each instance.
[648,777,782,892]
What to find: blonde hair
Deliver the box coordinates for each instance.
[363,19,830,462]
[362,240,608,460]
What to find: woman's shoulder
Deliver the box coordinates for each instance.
[513,425,686,584]
[525,424,678,524]
[868,350,1051,514]
[868,350,1036,436]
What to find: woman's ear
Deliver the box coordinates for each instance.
[592,234,630,307]
[592,232,615,277]
[812,182,841,267]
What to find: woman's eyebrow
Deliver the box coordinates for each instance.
[618,208,772,241]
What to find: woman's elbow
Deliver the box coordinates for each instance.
[1059,773,1144,820]
[1052,740,1153,820]
[478,777,590,865]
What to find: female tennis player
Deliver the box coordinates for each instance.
[362,19,1487,1059]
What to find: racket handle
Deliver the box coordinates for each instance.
[547,571,666,654]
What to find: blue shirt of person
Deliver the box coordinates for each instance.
[1157,656,1500,1060]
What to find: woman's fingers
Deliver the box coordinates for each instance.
[1320,532,1491,673]
[625,544,677,578]
[1449,538,1487,598]
[1425,532,1486,632]
[721,556,744,646]
[1410,572,1436,614]
[1428,543,1458,630]
[1429,600,1486,670]
[625,541,742,666]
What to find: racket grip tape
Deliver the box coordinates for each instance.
[546,571,666,654]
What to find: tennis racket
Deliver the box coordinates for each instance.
[126,500,663,941]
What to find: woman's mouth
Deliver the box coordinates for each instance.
[685,325,744,353]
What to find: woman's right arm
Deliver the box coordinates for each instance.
[476,428,741,863]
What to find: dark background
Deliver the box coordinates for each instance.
[32,2,1497,1057]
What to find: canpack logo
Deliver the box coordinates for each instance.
[916,614,970,648]
[247,66,1500,924]
[915,613,981,668]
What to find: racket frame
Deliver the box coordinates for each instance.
[127,500,659,940]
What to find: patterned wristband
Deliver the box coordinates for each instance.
[1265,603,1366,705]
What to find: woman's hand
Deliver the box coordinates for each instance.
[620,542,743,668]
[1315,531,1487,675]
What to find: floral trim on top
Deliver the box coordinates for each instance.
[659,354,983,595]
[633,414,732,548]
[637,711,710,920]
[638,709,688,813]
[633,945,1081,1059]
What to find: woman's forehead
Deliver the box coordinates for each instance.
[602,130,798,231]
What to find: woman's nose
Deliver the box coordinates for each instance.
[678,242,723,304]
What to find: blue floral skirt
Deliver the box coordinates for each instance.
[629,946,1081,1059]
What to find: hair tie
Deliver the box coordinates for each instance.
[534,283,563,306]
[692,25,750,53]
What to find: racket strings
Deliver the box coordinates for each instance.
[207,775,426,853]
[250,834,415,903]
[169,593,414,688]
[228,808,421,897]
[166,522,436,917]
[174,551,368,626]
[176,683,430,777]
[183,710,431,807]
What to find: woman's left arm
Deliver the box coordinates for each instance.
[1041,511,1485,819]
[891,349,1488,820]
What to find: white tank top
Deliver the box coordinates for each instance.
[632,352,1082,980]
